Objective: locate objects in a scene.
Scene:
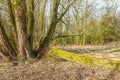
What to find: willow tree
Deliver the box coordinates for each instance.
[36,0,75,58]
[26,0,34,50]
[0,15,17,61]
[0,0,75,61]
[13,0,32,60]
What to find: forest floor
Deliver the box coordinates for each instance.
[58,42,120,61]
[0,42,120,80]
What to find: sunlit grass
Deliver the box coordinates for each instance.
[46,48,120,72]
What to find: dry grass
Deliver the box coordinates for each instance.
[0,43,120,80]
[0,57,120,80]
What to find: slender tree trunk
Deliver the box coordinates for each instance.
[26,0,34,50]
[36,0,75,58]
[7,0,17,41]
[7,0,18,53]
[41,0,47,34]
[14,0,32,60]
[0,20,17,61]
[36,0,60,58]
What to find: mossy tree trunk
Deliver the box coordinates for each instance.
[7,0,17,39]
[26,0,34,50]
[0,18,17,61]
[37,0,75,58]
[7,0,18,53]
[14,0,32,60]
[36,0,60,58]
[0,0,76,60]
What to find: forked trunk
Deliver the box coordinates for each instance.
[36,0,60,58]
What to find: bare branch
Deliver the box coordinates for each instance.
[56,0,76,24]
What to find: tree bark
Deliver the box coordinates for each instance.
[39,0,60,48]
[0,19,17,61]
[36,0,60,58]
[37,0,75,58]
[7,0,17,41]
[7,0,18,53]
[14,0,32,60]
[26,0,34,50]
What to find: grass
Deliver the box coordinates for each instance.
[46,48,120,72]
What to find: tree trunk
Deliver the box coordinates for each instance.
[36,0,75,58]
[36,0,60,58]
[7,0,17,41]
[7,0,18,53]
[26,0,34,50]
[0,20,17,61]
[14,0,32,60]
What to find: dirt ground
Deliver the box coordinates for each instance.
[0,43,120,80]
[0,57,120,80]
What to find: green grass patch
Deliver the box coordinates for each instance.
[46,48,120,72]
[111,48,120,52]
